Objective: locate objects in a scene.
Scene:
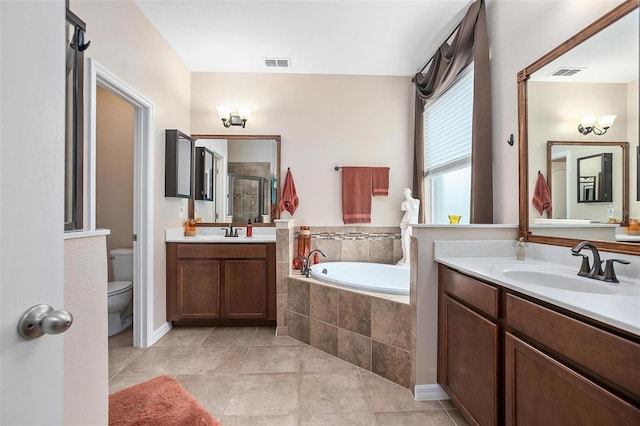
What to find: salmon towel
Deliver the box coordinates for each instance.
[279,167,299,215]
[372,167,390,196]
[532,172,552,215]
[341,167,373,224]
[109,376,220,426]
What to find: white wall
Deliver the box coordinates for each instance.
[70,0,191,330]
[64,235,109,425]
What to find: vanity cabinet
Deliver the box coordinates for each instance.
[166,243,276,325]
[438,264,640,426]
[438,266,499,426]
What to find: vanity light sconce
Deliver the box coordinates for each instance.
[578,115,617,136]
[217,106,251,128]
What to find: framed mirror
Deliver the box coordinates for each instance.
[189,134,281,225]
[518,1,639,254]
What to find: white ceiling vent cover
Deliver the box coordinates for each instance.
[550,67,585,77]
[264,58,291,68]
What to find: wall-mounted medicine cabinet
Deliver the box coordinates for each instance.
[165,129,194,198]
[195,147,214,201]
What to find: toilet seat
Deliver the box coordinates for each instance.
[108,280,133,296]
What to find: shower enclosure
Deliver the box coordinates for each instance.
[228,174,269,223]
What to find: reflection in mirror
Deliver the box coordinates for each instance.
[195,147,214,201]
[190,134,281,225]
[518,1,639,254]
[545,141,628,226]
[577,153,612,203]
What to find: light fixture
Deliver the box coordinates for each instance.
[217,106,251,128]
[578,115,617,136]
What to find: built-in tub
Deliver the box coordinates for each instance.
[309,261,409,295]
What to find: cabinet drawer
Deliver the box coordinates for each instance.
[505,332,640,426]
[176,243,268,259]
[506,293,640,399]
[439,265,499,317]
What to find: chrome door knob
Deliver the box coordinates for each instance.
[18,304,73,340]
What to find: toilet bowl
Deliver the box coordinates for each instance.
[108,248,133,336]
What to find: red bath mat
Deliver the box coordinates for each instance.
[109,375,221,426]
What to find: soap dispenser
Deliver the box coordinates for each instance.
[246,219,253,237]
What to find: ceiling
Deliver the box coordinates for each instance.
[134,0,474,76]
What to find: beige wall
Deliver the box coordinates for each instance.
[96,87,135,280]
[70,0,191,330]
[64,235,109,425]
[191,72,414,226]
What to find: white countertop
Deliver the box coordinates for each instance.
[434,255,640,336]
[165,227,276,243]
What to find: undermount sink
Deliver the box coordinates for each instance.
[490,265,617,295]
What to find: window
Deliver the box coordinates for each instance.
[423,66,474,224]
[65,9,88,230]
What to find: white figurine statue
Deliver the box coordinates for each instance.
[397,188,420,265]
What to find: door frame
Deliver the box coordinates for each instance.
[87,59,154,348]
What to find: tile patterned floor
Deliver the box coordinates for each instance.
[109,326,469,426]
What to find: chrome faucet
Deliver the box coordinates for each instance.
[571,241,630,283]
[302,249,326,278]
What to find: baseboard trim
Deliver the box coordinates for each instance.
[414,384,449,401]
[149,322,171,346]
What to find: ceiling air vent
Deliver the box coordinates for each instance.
[264,57,291,69]
[550,67,584,77]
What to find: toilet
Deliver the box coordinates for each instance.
[108,248,133,336]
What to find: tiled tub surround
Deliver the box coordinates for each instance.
[275,223,403,336]
[287,276,412,388]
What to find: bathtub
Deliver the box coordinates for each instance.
[309,262,409,295]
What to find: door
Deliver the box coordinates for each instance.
[1,1,66,424]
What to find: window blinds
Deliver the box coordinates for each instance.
[424,67,474,177]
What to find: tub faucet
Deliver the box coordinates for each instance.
[571,241,603,279]
[302,250,326,278]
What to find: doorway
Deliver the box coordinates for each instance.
[88,59,155,348]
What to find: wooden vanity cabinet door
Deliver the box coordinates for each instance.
[175,259,221,318]
[441,294,499,426]
[505,332,640,426]
[224,259,268,319]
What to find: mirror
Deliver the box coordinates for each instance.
[518,1,639,254]
[195,147,214,201]
[577,153,612,203]
[189,134,281,224]
[545,142,628,224]
[165,129,194,198]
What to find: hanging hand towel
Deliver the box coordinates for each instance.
[372,167,390,196]
[532,172,552,215]
[341,167,373,224]
[279,168,299,215]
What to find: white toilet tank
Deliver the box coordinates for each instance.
[111,248,133,282]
